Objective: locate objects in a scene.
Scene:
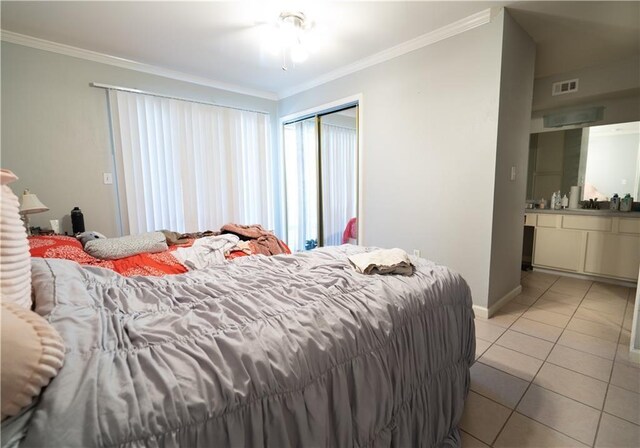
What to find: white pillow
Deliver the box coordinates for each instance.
[0,169,31,309]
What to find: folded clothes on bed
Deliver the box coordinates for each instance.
[348,248,414,275]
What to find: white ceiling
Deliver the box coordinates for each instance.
[1,1,639,99]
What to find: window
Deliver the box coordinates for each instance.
[108,90,279,235]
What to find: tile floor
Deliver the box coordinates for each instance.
[460,271,639,447]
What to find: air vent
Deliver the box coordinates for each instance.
[552,79,579,96]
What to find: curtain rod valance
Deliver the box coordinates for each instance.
[91,83,270,115]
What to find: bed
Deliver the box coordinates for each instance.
[2,245,474,447]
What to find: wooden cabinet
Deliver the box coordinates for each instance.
[537,214,559,228]
[584,232,640,280]
[533,227,582,271]
[524,213,537,226]
[530,213,640,282]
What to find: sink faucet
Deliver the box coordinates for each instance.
[583,198,599,209]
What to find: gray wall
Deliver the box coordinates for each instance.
[279,11,506,308]
[487,11,536,308]
[1,42,279,237]
[530,55,640,134]
[532,56,640,112]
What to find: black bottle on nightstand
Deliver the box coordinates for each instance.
[71,207,85,234]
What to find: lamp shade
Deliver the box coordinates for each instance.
[19,190,48,215]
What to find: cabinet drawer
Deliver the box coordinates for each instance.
[524,213,537,226]
[562,215,611,232]
[537,215,558,228]
[533,227,581,271]
[584,232,640,280]
[619,218,640,235]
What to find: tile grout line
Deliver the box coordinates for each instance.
[483,293,629,376]
[472,275,635,447]
[502,278,597,446]
[491,276,627,446]
[494,285,640,438]
[592,288,640,445]
[527,280,606,447]
[488,274,564,446]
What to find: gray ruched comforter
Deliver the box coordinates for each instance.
[9,246,475,447]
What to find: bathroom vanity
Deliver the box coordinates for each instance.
[525,209,640,283]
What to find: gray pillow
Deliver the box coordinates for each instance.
[84,232,168,260]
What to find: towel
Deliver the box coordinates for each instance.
[348,248,414,276]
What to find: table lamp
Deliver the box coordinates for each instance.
[19,189,49,235]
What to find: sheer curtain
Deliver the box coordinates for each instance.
[109,90,276,235]
[321,123,357,246]
[283,119,318,252]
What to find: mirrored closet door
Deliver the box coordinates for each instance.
[283,105,359,252]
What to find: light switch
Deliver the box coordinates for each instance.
[510,166,516,181]
[103,173,113,185]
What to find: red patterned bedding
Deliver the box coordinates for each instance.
[29,233,290,277]
[29,235,191,276]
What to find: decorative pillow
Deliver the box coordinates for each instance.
[0,169,31,309]
[84,231,168,260]
[1,302,65,420]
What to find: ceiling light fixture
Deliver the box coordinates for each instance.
[276,11,312,71]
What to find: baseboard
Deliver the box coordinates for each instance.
[532,267,637,288]
[472,305,489,319]
[473,284,522,320]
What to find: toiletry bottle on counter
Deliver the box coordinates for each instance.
[551,192,557,209]
[71,207,85,234]
[610,194,620,211]
[620,194,633,212]
[562,194,569,209]
[553,191,562,210]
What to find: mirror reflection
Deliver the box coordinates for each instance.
[527,121,640,203]
[283,106,358,251]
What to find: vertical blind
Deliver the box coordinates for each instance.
[109,90,277,235]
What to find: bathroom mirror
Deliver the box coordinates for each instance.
[526,121,640,202]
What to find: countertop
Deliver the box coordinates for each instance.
[525,208,640,218]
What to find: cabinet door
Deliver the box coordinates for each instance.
[524,213,537,227]
[533,227,582,271]
[584,232,640,281]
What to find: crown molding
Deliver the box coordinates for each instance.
[277,8,493,99]
[2,7,492,102]
[0,30,279,101]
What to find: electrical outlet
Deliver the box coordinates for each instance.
[413,249,421,258]
[103,173,113,185]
